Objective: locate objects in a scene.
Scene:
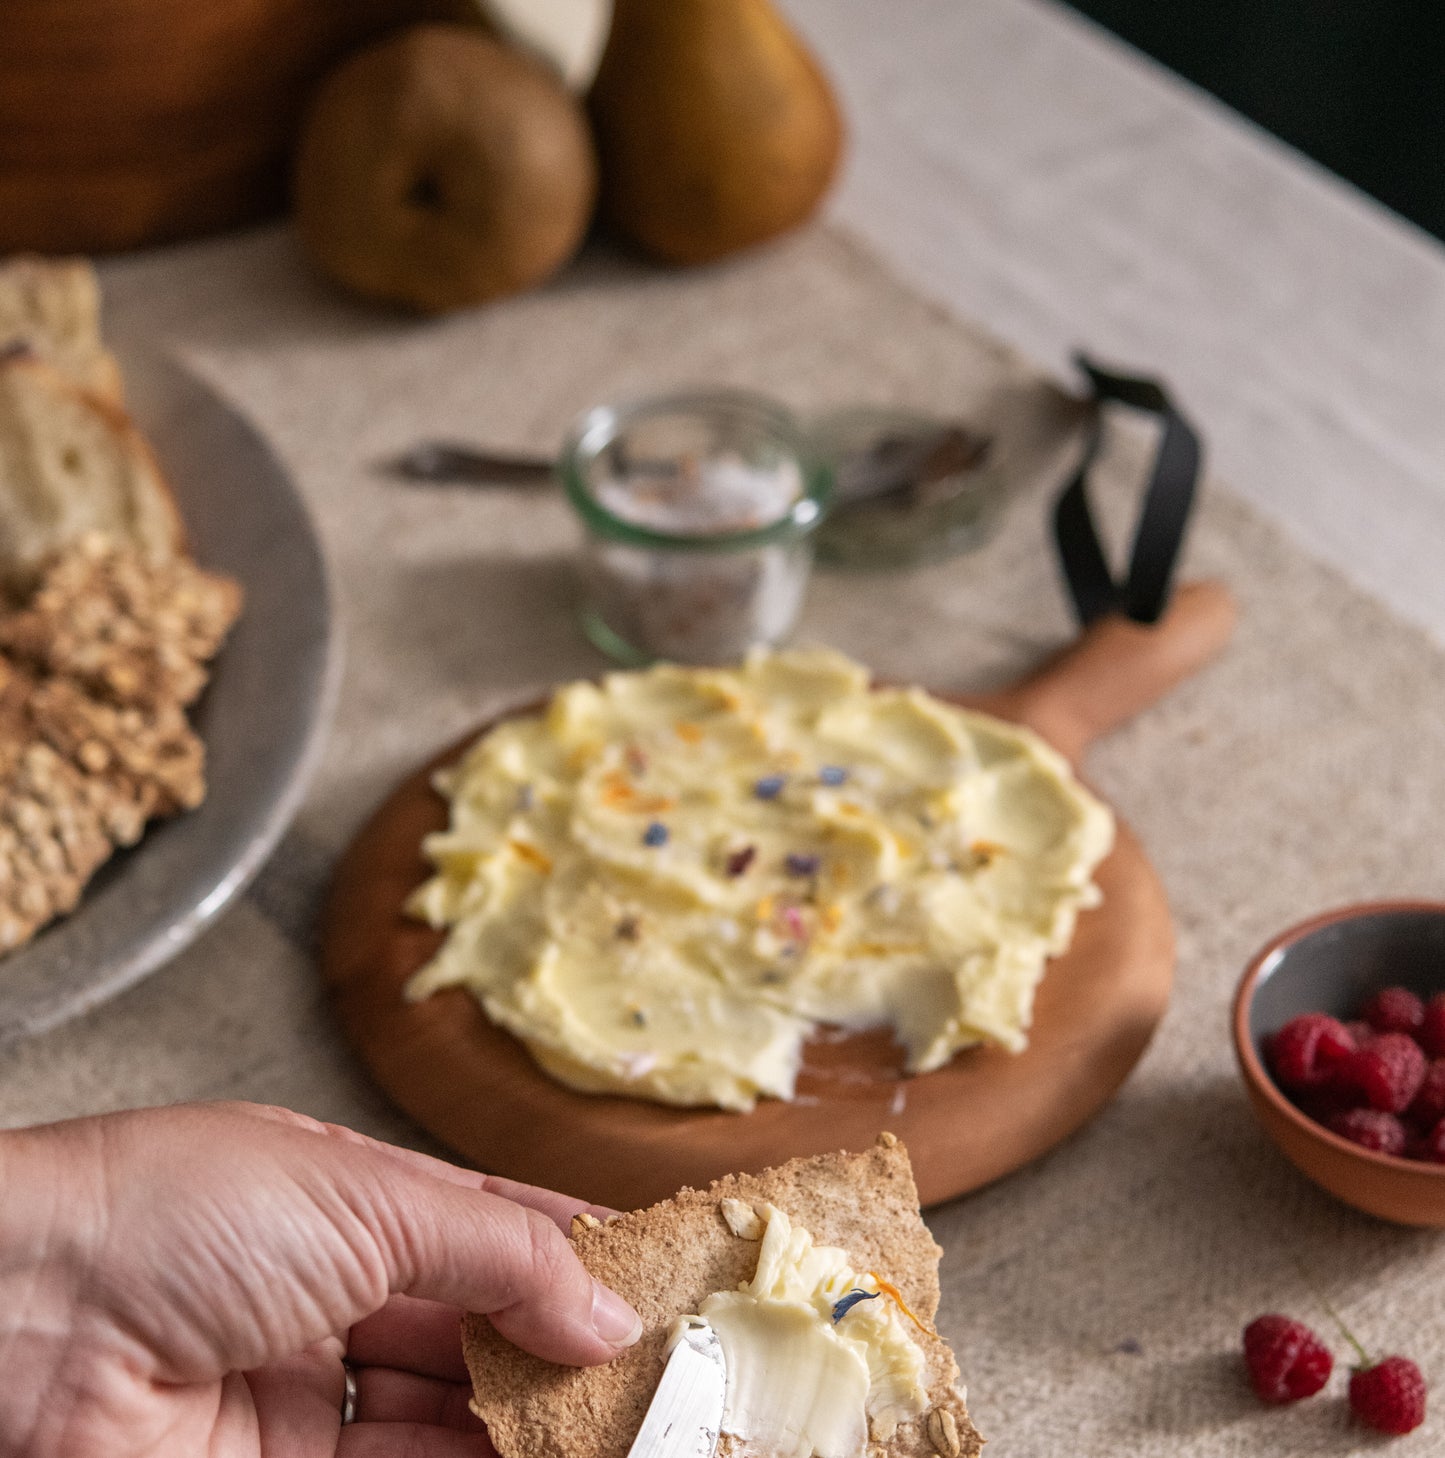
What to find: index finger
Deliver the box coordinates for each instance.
[225,1103,619,1231]
[476,1170,618,1232]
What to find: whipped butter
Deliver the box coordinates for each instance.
[675,1202,929,1458]
[405,649,1114,1110]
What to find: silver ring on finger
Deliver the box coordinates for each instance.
[340,1360,359,1426]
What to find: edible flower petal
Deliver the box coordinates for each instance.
[642,822,670,847]
[754,775,786,801]
[508,839,553,874]
[831,1288,881,1323]
[868,1272,935,1337]
[818,765,849,786]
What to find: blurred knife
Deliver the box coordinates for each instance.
[382,442,556,486]
[381,423,988,505]
[626,1320,726,1458]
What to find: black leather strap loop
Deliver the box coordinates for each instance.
[1053,353,1202,626]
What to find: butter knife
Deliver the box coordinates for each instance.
[381,424,988,505]
[626,1320,726,1458]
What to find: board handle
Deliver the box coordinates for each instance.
[991,580,1237,762]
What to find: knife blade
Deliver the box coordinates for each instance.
[625,1319,727,1458]
[380,422,990,504]
[380,442,556,486]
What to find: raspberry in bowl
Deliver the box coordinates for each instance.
[1233,901,1445,1226]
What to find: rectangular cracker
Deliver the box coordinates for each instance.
[465,1134,983,1458]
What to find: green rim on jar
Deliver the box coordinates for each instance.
[560,389,832,553]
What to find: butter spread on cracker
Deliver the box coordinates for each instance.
[405,648,1114,1111]
[671,1202,928,1458]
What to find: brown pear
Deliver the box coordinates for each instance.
[294,26,597,313]
[589,0,844,265]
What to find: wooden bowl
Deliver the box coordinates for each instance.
[1232,901,1445,1226]
[0,0,443,252]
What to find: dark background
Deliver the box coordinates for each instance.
[1063,1,1445,242]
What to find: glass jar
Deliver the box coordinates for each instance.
[561,391,830,665]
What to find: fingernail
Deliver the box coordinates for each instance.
[591,1279,643,1347]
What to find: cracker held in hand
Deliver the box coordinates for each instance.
[465,1134,983,1458]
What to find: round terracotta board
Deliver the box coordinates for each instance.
[322,583,1236,1209]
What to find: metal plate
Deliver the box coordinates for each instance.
[0,341,338,1042]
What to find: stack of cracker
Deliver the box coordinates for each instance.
[0,257,242,954]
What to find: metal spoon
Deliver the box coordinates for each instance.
[831,424,988,505]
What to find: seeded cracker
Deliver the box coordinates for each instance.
[464,1135,983,1458]
[0,537,240,953]
[0,532,240,710]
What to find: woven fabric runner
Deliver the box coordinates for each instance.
[4,224,1442,1455]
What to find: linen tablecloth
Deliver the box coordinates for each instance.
[2,222,1441,1455]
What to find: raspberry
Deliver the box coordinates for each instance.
[1243,1315,1334,1403]
[1293,1067,1364,1123]
[1344,1019,1375,1048]
[1327,1107,1407,1156]
[1409,1059,1445,1129]
[1293,1089,1355,1128]
[1349,1355,1427,1434]
[1361,986,1426,1037]
[1414,1118,1445,1164]
[1267,1014,1357,1092]
[1342,1032,1427,1113]
[1421,994,1445,1059]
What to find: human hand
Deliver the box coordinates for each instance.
[0,1101,640,1458]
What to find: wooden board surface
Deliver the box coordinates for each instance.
[321,583,1235,1208]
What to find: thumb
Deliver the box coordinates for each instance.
[334,1142,642,1366]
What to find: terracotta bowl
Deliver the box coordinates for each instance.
[1233,901,1445,1226]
